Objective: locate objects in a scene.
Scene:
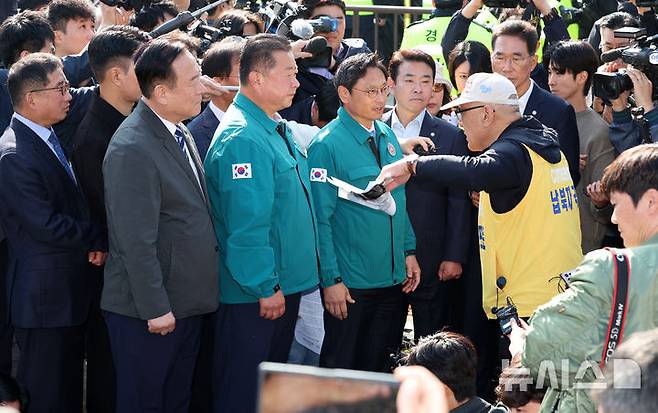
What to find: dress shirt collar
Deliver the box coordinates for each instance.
[390,108,425,138]
[142,98,178,137]
[12,112,53,142]
[518,79,534,115]
[207,101,225,123]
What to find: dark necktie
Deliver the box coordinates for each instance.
[276,122,295,158]
[48,131,76,183]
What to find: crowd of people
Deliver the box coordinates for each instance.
[0,0,657,412]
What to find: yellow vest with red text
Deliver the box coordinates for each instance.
[479,144,582,319]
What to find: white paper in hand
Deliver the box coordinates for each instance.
[326,176,396,216]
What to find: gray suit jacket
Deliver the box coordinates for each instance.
[102,101,219,320]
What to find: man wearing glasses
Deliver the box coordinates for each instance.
[0,53,105,412]
[308,52,420,373]
[378,72,582,346]
[491,20,581,186]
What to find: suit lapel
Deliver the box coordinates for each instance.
[180,125,210,205]
[11,119,81,195]
[524,85,541,116]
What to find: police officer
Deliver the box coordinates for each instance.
[308,52,420,373]
[205,34,319,413]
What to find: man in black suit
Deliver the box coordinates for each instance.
[188,36,244,161]
[69,26,149,413]
[383,49,471,340]
[0,53,105,413]
[491,19,581,185]
[102,39,219,413]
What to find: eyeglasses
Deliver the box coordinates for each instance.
[492,54,531,66]
[454,105,485,121]
[352,85,390,98]
[29,81,70,96]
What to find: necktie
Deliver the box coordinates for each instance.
[174,126,188,157]
[276,122,294,158]
[366,130,381,167]
[47,131,76,183]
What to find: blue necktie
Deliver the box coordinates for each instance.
[174,126,187,155]
[48,131,76,183]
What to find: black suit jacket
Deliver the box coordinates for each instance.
[383,111,471,274]
[0,117,100,328]
[525,84,581,185]
[70,91,127,247]
[187,103,220,162]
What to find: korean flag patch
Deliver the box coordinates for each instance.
[310,168,327,182]
[232,163,252,179]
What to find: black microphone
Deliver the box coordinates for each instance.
[149,11,195,38]
[600,48,625,63]
[303,36,328,55]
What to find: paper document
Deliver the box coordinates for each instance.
[326,176,396,216]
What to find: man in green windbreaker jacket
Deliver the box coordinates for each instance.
[204,34,319,413]
[508,143,658,413]
[308,53,421,373]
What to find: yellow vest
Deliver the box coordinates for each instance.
[479,144,582,319]
[346,0,374,16]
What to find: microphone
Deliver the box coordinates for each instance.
[149,11,195,38]
[600,48,625,63]
[303,36,328,54]
[290,19,315,40]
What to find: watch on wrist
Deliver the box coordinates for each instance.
[405,249,416,257]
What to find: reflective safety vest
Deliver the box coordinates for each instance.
[478,145,582,320]
[400,9,495,81]
[346,0,374,16]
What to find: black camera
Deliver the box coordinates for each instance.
[483,0,523,8]
[412,144,437,156]
[98,0,144,11]
[593,27,658,101]
[493,297,520,335]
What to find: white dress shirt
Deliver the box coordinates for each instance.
[207,101,225,124]
[517,80,535,116]
[390,108,425,140]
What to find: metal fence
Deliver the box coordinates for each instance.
[346,5,434,54]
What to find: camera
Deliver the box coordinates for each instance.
[593,27,658,101]
[483,0,523,8]
[493,297,520,335]
[98,0,145,11]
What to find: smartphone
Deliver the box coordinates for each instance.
[258,362,399,413]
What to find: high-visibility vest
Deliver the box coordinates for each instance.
[345,0,374,16]
[479,145,582,319]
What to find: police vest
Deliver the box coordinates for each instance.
[400,10,495,81]
[346,0,373,16]
[478,144,582,320]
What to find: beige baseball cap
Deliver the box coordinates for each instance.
[440,72,519,111]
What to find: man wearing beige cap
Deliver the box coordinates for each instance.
[379,72,583,329]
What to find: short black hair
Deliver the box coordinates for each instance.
[334,52,387,92]
[599,11,639,31]
[160,30,201,56]
[89,26,149,81]
[448,40,492,89]
[316,80,340,122]
[0,10,55,67]
[592,328,658,413]
[300,0,346,18]
[402,332,478,402]
[47,0,96,32]
[239,34,291,85]
[602,143,658,206]
[0,373,26,410]
[17,0,51,11]
[202,36,244,78]
[7,52,63,107]
[388,49,436,83]
[214,9,263,37]
[134,39,188,98]
[544,40,599,96]
[495,367,546,407]
[492,19,538,56]
[130,0,179,32]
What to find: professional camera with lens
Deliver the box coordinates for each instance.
[98,0,145,11]
[593,27,658,101]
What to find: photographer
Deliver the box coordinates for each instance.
[508,143,658,413]
[607,67,658,152]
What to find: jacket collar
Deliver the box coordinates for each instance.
[233,92,279,134]
[88,91,127,132]
[337,106,386,144]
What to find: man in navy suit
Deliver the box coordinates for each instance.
[383,49,471,340]
[491,19,581,185]
[188,37,244,161]
[0,53,105,413]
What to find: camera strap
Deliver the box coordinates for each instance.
[600,248,631,368]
